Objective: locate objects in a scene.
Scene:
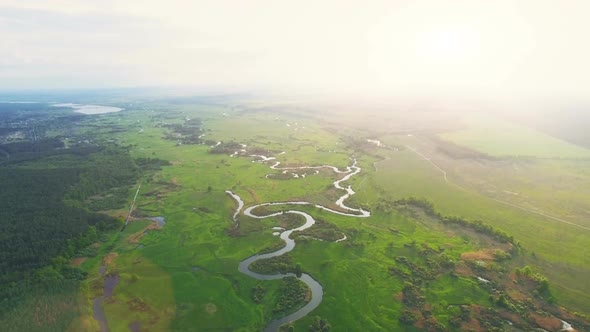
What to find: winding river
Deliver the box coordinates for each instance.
[227,156,370,331]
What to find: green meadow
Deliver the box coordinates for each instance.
[68,100,590,331]
[440,115,590,159]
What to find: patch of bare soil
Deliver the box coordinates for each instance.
[461,318,484,332]
[205,303,217,315]
[498,309,525,327]
[127,298,151,312]
[530,313,562,331]
[102,252,118,267]
[454,262,475,277]
[507,289,527,302]
[66,315,94,332]
[460,305,485,332]
[412,310,426,330]
[71,257,87,266]
[128,221,162,244]
[461,250,496,261]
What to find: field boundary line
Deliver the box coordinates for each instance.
[405,145,590,232]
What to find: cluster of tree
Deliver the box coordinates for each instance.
[134,157,171,171]
[65,147,138,202]
[401,282,426,308]
[162,118,203,144]
[399,310,419,325]
[514,266,552,300]
[250,254,296,274]
[308,316,331,331]
[441,217,514,245]
[447,305,472,328]
[389,244,463,330]
[251,283,266,304]
[392,244,456,282]
[210,141,243,154]
[297,218,343,241]
[391,256,436,286]
[272,277,308,317]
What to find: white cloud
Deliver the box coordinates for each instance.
[1,0,589,99]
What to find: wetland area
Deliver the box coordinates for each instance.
[1,96,589,332]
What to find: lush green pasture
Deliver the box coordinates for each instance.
[440,116,590,158]
[287,207,487,330]
[75,102,590,332]
[79,107,355,330]
[351,146,590,312]
[444,157,590,227]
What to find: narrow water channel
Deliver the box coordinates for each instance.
[228,157,370,331]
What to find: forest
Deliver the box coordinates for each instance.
[0,137,145,328]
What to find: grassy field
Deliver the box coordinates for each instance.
[439,115,590,159]
[351,147,590,310]
[68,100,590,331]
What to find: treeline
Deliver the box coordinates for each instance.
[135,157,171,171]
[0,279,82,332]
[0,137,64,154]
[392,197,517,246]
[162,118,203,144]
[65,147,139,202]
[0,138,103,164]
[514,266,551,300]
[210,141,242,154]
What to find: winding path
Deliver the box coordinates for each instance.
[226,157,370,331]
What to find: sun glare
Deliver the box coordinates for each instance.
[415,28,480,64]
[366,2,536,96]
[367,20,487,93]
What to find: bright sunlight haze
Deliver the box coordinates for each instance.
[1,0,589,99]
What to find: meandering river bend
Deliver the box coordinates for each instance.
[227,157,370,331]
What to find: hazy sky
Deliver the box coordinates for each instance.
[1,0,589,98]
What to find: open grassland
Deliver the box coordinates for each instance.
[351,146,590,311]
[80,106,364,331]
[439,115,590,159]
[309,104,590,312]
[75,101,590,331]
[285,207,491,330]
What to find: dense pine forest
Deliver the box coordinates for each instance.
[0,105,149,330]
